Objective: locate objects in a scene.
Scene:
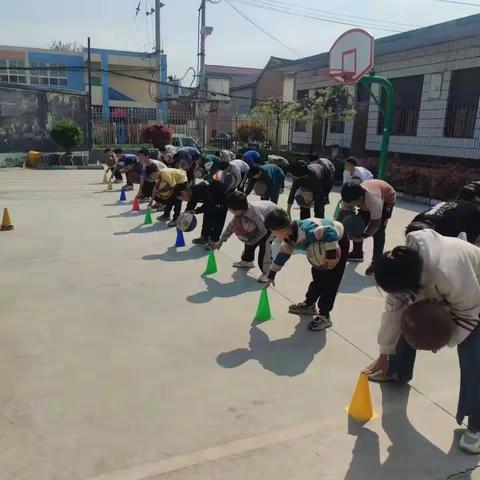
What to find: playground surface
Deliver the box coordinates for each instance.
[0,168,479,480]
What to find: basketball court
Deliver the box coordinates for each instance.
[0,168,478,480]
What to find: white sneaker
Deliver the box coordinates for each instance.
[233,260,254,269]
[258,274,269,283]
[459,430,480,454]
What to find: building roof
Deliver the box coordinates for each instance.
[205,64,263,77]
[271,13,480,73]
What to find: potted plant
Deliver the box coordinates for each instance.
[49,119,84,165]
[141,123,173,150]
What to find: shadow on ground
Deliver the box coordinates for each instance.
[106,210,143,219]
[114,221,168,236]
[344,384,479,480]
[339,263,375,294]
[217,317,326,376]
[143,245,208,262]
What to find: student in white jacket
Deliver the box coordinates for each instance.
[364,229,480,454]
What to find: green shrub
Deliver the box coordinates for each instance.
[49,120,84,154]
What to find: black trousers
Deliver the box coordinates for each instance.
[110,166,123,180]
[201,205,227,242]
[140,180,155,197]
[304,233,349,315]
[300,193,330,220]
[125,169,141,186]
[241,232,273,274]
[164,182,188,218]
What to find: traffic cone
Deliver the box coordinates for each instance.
[144,207,153,225]
[333,199,342,220]
[345,373,378,423]
[1,208,14,231]
[132,196,140,212]
[175,229,186,247]
[119,189,127,201]
[102,171,108,184]
[107,179,113,191]
[203,250,218,275]
[254,288,272,323]
[22,161,26,170]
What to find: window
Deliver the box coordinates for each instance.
[377,75,424,136]
[445,68,480,139]
[0,59,27,84]
[295,89,309,132]
[30,61,68,87]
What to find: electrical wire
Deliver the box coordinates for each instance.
[436,0,480,5]
[232,0,421,28]
[229,0,404,33]
[224,0,300,55]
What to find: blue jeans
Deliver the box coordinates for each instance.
[388,325,480,431]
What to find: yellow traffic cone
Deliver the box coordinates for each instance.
[345,373,378,423]
[1,208,14,231]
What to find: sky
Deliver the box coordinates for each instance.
[1,0,479,84]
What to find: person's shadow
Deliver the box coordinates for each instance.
[217,319,327,376]
[113,221,168,236]
[345,383,479,479]
[187,270,261,303]
[143,245,207,262]
[339,263,375,294]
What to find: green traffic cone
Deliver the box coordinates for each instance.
[107,179,113,191]
[333,199,342,220]
[203,250,218,275]
[254,288,272,323]
[144,207,153,225]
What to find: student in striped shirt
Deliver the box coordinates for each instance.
[264,208,348,332]
[364,229,480,454]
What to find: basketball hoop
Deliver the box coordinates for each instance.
[329,29,374,85]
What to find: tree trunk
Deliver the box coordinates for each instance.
[321,118,329,154]
[275,115,280,148]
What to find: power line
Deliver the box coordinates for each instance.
[229,0,403,33]
[436,0,480,5]
[234,0,421,28]
[224,0,301,55]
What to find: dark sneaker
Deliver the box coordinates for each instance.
[365,263,375,276]
[122,185,134,191]
[459,431,480,454]
[308,315,332,332]
[167,217,179,228]
[137,195,150,203]
[288,302,318,315]
[192,237,208,245]
[348,251,364,263]
[157,213,170,222]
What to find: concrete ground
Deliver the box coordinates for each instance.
[0,168,479,480]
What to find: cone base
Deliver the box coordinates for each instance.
[1,225,14,231]
[254,315,272,324]
[344,405,379,423]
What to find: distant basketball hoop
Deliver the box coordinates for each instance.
[329,29,375,85]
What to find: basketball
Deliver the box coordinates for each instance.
[177,212,198,232]
[343,214,366,239]
[401,300,453,351]
[253,180,268,196]
[295,189,314,208]
[157,180,173,200]
[306,242,326,267]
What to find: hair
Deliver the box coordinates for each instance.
[113,148,123,154]
[226,191,249,211]
[248,165,262,177]
[345,156,358,167]
[458,185,478,202]
[401,300,454,350]
[374,246,423,294]
[137,148,150,156]
[218,160,230,171]
[265,209,291,231]
[104,147,112,153]
[405,220,432,236]
[292,161,309,177]
[176,184,192,197]
[341,182,365,203]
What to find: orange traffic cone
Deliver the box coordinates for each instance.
[345,373,378,423]
[1,208,14,231]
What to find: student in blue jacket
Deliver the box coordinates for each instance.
[244,164,285,204]
[264,208,348,332]
[242,150,261,168]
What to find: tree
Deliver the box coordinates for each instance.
[302,86,356,153]
[49,119,84,163]
[50,41,84,52]
[141,123,173,149]
[236,122,266,144]
[252,98,306,148]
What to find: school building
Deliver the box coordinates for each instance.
[0,45,168,123]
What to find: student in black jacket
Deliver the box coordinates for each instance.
[177,180,228,247]
[287,159,335,220]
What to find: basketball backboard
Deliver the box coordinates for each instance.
[329,29,374,85]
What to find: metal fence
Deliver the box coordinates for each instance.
[92,108,293,150]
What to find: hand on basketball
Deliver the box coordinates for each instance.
[362,354,389,377]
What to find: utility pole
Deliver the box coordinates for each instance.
[87,37,93,154]
[155,0,165,122]
[198,0,207,99]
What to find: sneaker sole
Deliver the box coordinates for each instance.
[308,321,332,332]
[288,308,318,315]
[459,439,480,454]
[347,258,364,263]
[233,265,254,269]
